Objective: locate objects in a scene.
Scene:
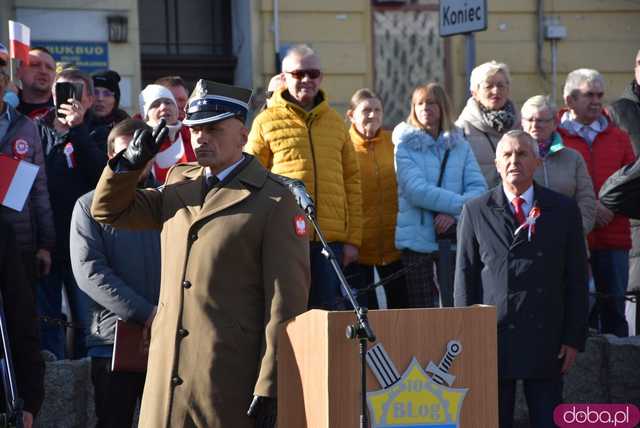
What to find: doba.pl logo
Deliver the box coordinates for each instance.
[554,404,640,427]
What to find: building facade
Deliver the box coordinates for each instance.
[1,0,638,122]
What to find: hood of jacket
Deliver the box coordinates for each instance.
[392,121,465,152]
[270,87,331,121]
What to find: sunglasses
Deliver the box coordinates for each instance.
[286,69,321,80]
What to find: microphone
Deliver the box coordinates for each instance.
[280,177,316,218]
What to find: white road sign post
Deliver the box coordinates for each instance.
[439,0,487,98]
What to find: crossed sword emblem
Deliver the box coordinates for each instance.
[365,340,462,389]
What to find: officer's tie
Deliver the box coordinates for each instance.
[205,175,220,195]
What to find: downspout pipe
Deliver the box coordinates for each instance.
[537,0,546,80]
[274,0,281,73]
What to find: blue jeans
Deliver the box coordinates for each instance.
[590,249,629,337]
[308,242,346,310]
[37,261,91,359]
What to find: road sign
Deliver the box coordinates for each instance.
[439,0,487,37]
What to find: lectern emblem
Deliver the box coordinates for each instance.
[366,341,468,428]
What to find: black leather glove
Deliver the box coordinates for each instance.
[247,395,276,428]
[119,118,168,170]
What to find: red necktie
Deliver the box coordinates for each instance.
[512,197,526,225]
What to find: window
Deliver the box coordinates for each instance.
[139,0,232,56]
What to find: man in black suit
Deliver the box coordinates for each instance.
[454,130,588,428]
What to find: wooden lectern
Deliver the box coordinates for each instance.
[277,305,497,428]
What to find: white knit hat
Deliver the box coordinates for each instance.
[139,84,177,119]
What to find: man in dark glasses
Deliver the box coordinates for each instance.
[247,44,363,311]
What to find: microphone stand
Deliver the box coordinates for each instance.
[0,291,23,428]
[302,206,376,428]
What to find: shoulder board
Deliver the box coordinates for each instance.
[267,172,291,188]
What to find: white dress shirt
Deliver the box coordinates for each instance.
[503,184,534,217]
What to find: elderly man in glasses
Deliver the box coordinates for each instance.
[246,44,362,311]
[558,69,636,337]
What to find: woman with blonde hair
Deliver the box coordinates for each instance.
[393,83,486,308]
[345,88,407,308]
[456,60,520,188]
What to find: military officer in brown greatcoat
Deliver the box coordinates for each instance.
[91,80,310,428]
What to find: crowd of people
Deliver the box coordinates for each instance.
[0,39,638,428]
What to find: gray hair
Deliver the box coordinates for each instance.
[521,95,557,118]
[282,44,319,69]
[563,68,605,99]
[496,129,540,159]
[469,60,511,92]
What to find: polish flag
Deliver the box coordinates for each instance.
[8,21,30,64]
[0,155,39,212]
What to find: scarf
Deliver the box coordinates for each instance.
[479,100,516,134]
[153,122,189,183]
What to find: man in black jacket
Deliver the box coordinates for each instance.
[36,68,107,359]
[607,49,640,335]
[0,219,44,428]
[70,119,160,428]
[454,130,588,428]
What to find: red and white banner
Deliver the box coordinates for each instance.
[8,20,30,64]
[0,155,39,212]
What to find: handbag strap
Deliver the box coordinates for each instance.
[436,148,451,187]
[482,131,497,154]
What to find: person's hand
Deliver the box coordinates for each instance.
[247,395,276,428]
[558,344,578,374]
[595,200,615,228]
[342,244,359,267]
[434,213,456,234]
[35,248,52,277]
[57,98,86,128]
[121,119,168,170]
[141,306,157,354]
[22,410,34,428]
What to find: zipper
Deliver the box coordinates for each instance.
[307,116,318,239]
[543,159,549,187]
[372,142,384,263]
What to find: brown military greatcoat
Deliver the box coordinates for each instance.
[91,157,310,427]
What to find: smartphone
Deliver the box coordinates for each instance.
[55,81,84,118]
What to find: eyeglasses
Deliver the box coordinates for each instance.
[522,117,554,124]
[285,69,321,80]
[94,88,115,98]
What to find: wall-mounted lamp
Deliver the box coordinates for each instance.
[107,16,128,43]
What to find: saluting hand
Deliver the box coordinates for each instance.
[121,119,169,170]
